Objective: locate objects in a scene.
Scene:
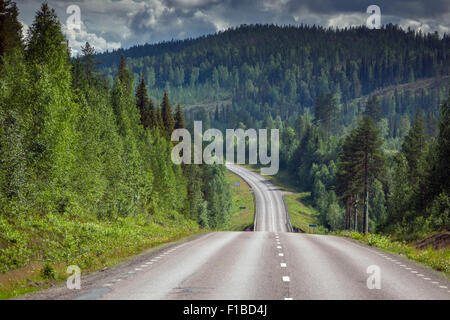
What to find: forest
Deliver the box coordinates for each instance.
[0,0,449,284]
[96,19,449,238]
[0,2,232,276]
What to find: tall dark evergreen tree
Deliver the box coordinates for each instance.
[174,104,185,129]
[136,73,150,128]
[26,3,67,67]
[81,41,99,87]
[147,98,156,129]
[401,110,426,185]
[161,91,175,138]
[0,0,22,59]
[337,131,362,230]
[155,105,164,131]
[117,52,132,92]
[364,95,382,122]
[314,93,336,135]
[352,116,386,234]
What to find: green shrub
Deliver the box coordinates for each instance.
[41,262,56,280]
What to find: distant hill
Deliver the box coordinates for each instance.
[95,24,449,132]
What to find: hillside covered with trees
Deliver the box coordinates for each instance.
[95,21,449,238]
[0,1,232,282]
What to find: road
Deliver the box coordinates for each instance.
[226,163,292,232]
[22,165,449,300]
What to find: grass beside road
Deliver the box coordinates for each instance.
[335,231,450,277]
[0,214,202,299]
[225,170,255,231]
[284,193,322,233]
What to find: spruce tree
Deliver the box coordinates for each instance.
[337,130,362,229]
[0,0,23,59]
[174,104,185,129]
[117,52,132,92]
[401,110,426,185]
[364,95,382,122]
[26,3,67,68]
[161,91,175,138]
[314,93,336,135]
[147,98,156,129]
[352,116,386,234]
[136,73,149,128]
[155,105,164,131]
[118,53,126,81]
[81,42,99,87]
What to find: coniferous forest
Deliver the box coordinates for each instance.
[0,2,231,276]
[96,21,449,237]
[0,0,449,297]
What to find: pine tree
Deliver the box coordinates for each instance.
[337,130,362,229]
[118,53,126,82]
[81,42,99,87]
[136,73,150,128]
[26,3,67,68]
[419,93,450,210]
[147,98,156,129]
[364,95,382,122]
[0,0,23,59]
[352,116,386,234]
[314,93,336,135]
[174,104,185,129]
[401,110,426,185]
[161,91,175,138]
[155,105,164,131]
[117,52,132,92]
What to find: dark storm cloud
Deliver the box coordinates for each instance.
[286,0,450,19]
[15,0,450,54]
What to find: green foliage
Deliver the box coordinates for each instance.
[0,3,233,281]
[385,93,450,236]
[335,231,450,275]
[96,24,448,131]
[161,91,175,138]
[0,0,23,58]
[314,93,337,135]
[364,95,382,122]
[203,165,232,229]
[41,262,56,280]
[25,3,68,69]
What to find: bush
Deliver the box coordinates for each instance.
[41,262,56,280]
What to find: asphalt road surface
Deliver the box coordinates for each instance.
[226,163,292,232]
[22,165,450,300]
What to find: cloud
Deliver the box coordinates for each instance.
[62,21,121,56]
[15,0,450,52]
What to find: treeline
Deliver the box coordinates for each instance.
[277,92,449,237]
[96,24,449,127]
[0,2,231,230]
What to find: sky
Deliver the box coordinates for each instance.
[15,0,450,56]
